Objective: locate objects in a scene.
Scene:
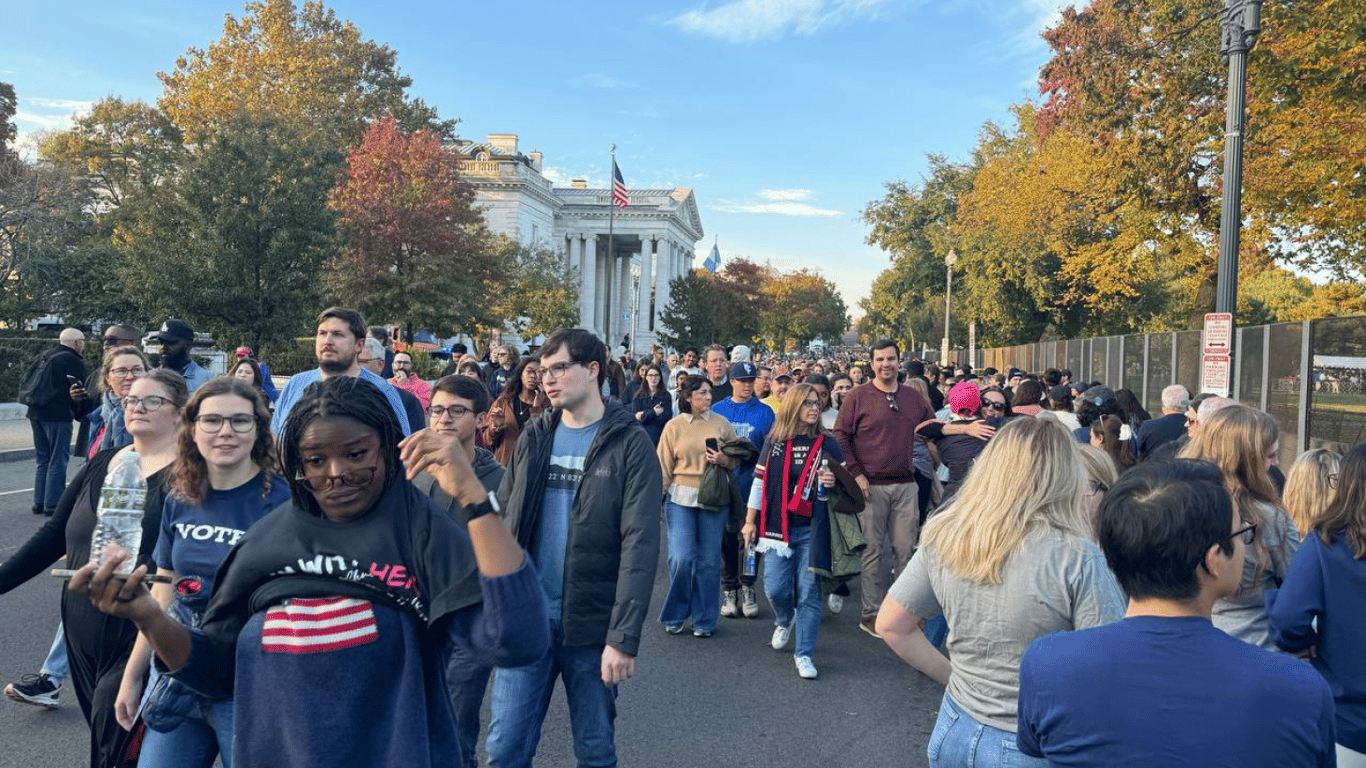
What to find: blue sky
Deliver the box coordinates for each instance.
[2,0,1070,315]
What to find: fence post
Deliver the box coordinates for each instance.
[1232,328,1243,402]
[1260,325,1271,414]
[1299,321,1312,454]
[1141,334,1151,406]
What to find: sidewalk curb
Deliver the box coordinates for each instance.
[1,448,34,464]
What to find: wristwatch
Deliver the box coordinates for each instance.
[466,493,501,521]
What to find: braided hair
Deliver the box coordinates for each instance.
[278,376,404,516]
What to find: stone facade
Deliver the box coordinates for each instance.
[452,134,703,353]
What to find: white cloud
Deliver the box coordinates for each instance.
[714,201,841,217]
[540,164,571,184]
[671,0,898,42]
[13,109,77,131]
[26,97,94,111]
[758,188,813,201]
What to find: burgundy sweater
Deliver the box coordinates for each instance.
[833,382,933,485]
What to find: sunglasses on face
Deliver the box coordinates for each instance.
[982,400,1006,411]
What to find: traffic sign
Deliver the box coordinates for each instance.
[1203,312,1233,355]
[1200,313,1234,396]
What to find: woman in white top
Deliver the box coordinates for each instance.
[878,418,1124,768]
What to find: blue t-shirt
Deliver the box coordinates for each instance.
[534,419,600,620]
[711,396,774,495]
[1017,615,1337,767]
[154,472,290,599]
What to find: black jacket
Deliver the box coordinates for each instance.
[1135,412,1187,460]
[496,400,662,657]
[25,344,87,422]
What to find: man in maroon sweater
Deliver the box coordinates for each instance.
[834,339,989,637]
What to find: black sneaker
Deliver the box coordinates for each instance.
[5,674,60,708]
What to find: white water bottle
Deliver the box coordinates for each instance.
[91,451,147,577]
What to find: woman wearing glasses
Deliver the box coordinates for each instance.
[484,357,548,466]
[878,417,1124,768]
[740,384,846,679]
[72,376,547,767]
[1269,443,1366,765]
[915,382,1009,505]
[1178,404,1300,649]
[0,370,187,768]
[1282,448,1341,536]
[73,347,153,459]
[115,377,288,768]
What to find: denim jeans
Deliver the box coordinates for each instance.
[658,499,726,632]
[137,697,235,768]
[486,619,618,768]
[928,692,1047,768]
[762,525,821,659]
[31,419,72,513]
[446,641,493,768]
[40,623,68,683]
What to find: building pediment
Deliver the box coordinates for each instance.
[553,187,704,241]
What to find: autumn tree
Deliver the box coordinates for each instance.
[158,0,453,145]
[488,236,581,342]
[327,117,496,337]
[114,110,341,349]
[760,270,848,350]
[658,270,744,351]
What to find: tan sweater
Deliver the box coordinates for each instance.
[657,410,737,495]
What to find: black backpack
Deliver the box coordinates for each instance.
[17,348,63,408]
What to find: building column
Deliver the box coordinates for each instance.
[638,236,655,338]
[596,235,610,340]
[576,234,595,333]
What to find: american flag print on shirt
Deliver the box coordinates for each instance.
[262,597,379,654]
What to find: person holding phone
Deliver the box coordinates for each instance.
[655,376,737,637]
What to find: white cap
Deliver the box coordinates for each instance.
[730,345,752,363]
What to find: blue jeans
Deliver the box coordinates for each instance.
[925,614,949,648]
[762,525,821,659]
[31,419,72,512]
[928,692,1046,768]
[486,619,618,768]
[446,642,493,768]
[40,623,68,683]
[658,499,725,632]
[137,697,234,768]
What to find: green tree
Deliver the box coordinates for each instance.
[158,0,453,145]
[327,117,496,337]
[114,110,341,349]
[760,270,848,349]
[488,236,581,341]
[658,270,732,351]
[38,97,185,207]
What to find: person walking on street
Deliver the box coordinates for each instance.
[23,327,87,517]
[485,329,662,768]
[712,361,775,620]
[152,319,213,392]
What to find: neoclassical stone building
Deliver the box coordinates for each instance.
[453,133,704,353]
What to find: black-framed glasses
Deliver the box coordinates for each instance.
[1328,473,1339,489]
[430,405,473,420]
[885,393,899,412]
[982,400,1007,411]
[1229,523,1257,546]
[102,336,138,347]
[195,414,256,433]
[1087,479,1109,495]
[122,395,172,411]
[541,361,584,381]
[801,399,821,409]
[296,465,379,492]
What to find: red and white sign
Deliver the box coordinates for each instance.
[1200,313,1235,397]
[1203,313,1234,355]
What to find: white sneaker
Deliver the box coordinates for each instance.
[827,593,843,614]
[741,586,760,618]
[721,590,739,618]
[795,656,818,679]
[771,624,792,651]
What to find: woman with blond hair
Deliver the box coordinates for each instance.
[1076,443,1119,524]
[1178,404,1300,649]
[1282,448,1341,536]
[877,418,1124,768]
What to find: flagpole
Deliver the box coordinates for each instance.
[608,145,616,347]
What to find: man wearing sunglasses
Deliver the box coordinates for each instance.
[1017,460,1336,767]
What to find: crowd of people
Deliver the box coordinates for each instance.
[4,317,1364,767]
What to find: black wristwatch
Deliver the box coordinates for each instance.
[466,494,501,521]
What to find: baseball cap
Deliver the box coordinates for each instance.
[1081,385,1116,407]
[153,319,194,343]
[775,371,793,382]
[235,346,253,357]
[949,381,981,417]
[729,362,758,380]
[730,345,752,364]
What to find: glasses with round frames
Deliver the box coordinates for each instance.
[195,414,256,433]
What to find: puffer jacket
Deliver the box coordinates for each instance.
[496,400,662,657]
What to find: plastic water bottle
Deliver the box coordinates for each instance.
[742,541,757,577]
[91,451,146,577]
[816,459,830,502]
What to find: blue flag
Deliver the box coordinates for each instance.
[703,242,721,273]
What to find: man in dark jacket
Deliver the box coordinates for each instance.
[1135,384,1189,460]
[485,329,662,768]
[24,328,86,516]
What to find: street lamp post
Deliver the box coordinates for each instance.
[1215,0,1263,315]
[941,249,957,365]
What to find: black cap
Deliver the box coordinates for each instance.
[153,319,194,343]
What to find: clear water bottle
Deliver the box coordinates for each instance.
[742,541,757,577]
[816,458,830,502]
[91,451,146,577]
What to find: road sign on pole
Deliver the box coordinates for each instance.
[1201,312,1235,397]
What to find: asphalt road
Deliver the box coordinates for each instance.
[0,458,944,767]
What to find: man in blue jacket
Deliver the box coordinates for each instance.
[712,361,775,619]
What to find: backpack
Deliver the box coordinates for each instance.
[17,348,62,408]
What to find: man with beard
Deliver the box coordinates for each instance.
[270,307,410,435]
[151,319,213,392]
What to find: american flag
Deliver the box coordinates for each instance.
[612,161,629,210]
[262,597,378,654]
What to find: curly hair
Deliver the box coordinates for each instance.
[170,377,278,504]
[278,377,403,516]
